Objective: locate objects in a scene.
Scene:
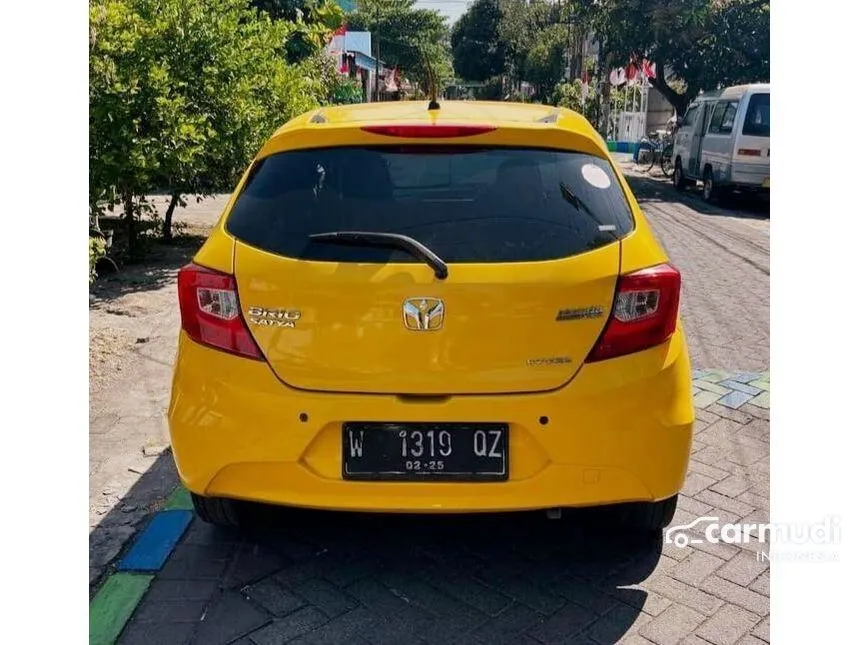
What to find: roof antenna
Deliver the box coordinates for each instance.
[421,47,440,110]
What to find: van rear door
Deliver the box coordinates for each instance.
[733,91,770,186]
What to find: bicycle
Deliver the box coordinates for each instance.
[637,131,675,177]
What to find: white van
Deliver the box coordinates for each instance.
[671,83,769,202]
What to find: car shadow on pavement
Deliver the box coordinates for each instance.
[90,236,206,305]
[624,172,770,221]
[95,456,664,643]
[159,502,660,643]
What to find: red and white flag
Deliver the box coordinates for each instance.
[641,59,656,79]
[609,67,626,86]
[625,57,638,81]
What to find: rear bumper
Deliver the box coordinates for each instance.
[729,162,769,188]
[168,330,694,513]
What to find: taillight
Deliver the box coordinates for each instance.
[177,263,263,360]
[360,124,496,138]
[737,148,761,156]
[586,264,681,362]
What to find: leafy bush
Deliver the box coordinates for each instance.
[609,85,644,112]
[295,48,356,106]
[89,0,330,249]
[330,76,365,104]
[90,236,107,284]
[551,80,600,128]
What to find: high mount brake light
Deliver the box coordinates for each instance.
[360,125,496,138]
[586,263,681,362]
[177,263,263,360]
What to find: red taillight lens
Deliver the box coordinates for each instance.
[586,263,681,362]
[360,124,496,138]
[737,148,761,156]
[177,263,263,360]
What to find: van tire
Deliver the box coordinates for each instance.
[702,167,720,203]
[191,493,243,528]
[672,159,689,191]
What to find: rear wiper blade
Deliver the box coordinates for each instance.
[559,182,619,240]
[308,231,449,280]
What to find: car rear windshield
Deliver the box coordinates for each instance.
[225,146,634,264]
[742,93,770,137]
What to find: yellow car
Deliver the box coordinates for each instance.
[169,100,694,532]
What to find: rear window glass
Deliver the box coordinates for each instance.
[743,93,770,137]
[225,147,634,264]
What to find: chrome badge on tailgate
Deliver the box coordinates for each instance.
[556,306,604,321]
[247,307,301,328]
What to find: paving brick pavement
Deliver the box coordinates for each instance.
[89,374,769,645]
[620,169,769,373]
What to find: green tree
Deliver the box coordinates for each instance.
[450,0,506,83]
[250,0,307,19]
[347,0,451,95]
[498,0,535,87]
[523,24,568,101]
[498,0,565,88]
[592,0,769,115]
[90,0,167,253]
[90,0,323,246]
[252,0,346,62]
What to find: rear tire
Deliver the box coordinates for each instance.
[702,167,720,203]
[672,159,689,191]
[625,495,678,533]
[191,493,243,528]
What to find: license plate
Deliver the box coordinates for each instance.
[762,177,769,188]
[342,422,509,482]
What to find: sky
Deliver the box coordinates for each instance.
[415,0,469,24]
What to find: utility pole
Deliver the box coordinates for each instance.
[566,1,574,82]
[374,4,380,102]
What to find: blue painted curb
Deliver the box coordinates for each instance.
[607,141,635,153]
[116,509,193,572]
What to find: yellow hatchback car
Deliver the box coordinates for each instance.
[168,100,694,533]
